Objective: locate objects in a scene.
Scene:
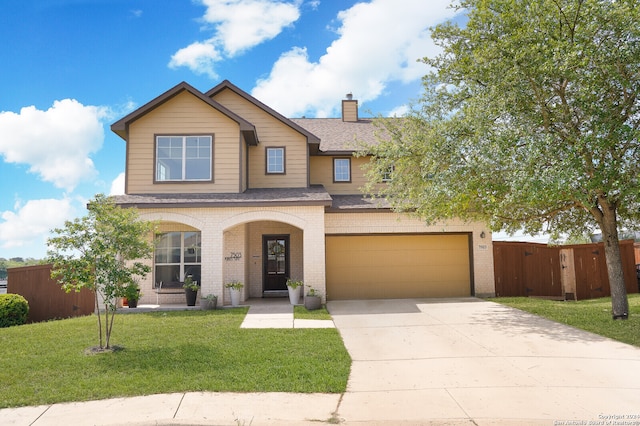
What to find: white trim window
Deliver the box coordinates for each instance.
[382,165,394,182]
[156,136,212,182]
[154,232,201,288]
[333,158,351,182]
[266,147,285,174]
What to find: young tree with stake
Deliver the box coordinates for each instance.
[47,194,156,349]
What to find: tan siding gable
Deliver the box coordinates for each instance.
[212,89,309,188]
[127,91,241,194]
[310,155,373,195]
[241,133,248,192]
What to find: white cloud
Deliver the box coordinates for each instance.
[388,104,410,117]
[252,0,459,117]
[0,99,107,191]
[169,0,301,76]
[169,40,222,78]
[0,198,75,250]
[205,0,300,56]
[110,172,125,196]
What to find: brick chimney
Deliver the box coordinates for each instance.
[342,93,358,122]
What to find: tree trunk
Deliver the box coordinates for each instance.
[95,290,104,348]
[599,203,629,320]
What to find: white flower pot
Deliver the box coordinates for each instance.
[230,288,241,307]
[287,285,301,305]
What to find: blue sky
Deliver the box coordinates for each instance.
[0,0,468,259]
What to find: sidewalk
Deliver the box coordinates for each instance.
[0,392,342,426]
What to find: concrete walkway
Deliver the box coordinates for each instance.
[240,298,335,329]
[119,298,336,329]
[2,298,640,425]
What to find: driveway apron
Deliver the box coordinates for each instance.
[327,298,640,425]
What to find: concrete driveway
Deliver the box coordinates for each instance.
[327,298,640,425]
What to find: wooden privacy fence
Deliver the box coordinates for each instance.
[493,240,638,300]
[7,264,94,323]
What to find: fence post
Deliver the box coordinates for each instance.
[559,248,576,300]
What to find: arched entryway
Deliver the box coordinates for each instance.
[224,220,304,299]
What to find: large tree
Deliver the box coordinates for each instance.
[47,194,156,349]
[362,0,640,318]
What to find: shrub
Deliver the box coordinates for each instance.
[0,294,29,327]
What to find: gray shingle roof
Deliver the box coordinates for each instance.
[327,195,391,211]
[290,118,381,153]
[112,190,393,212]
[112,186,333,209]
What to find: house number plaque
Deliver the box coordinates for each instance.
[225,252,242,261]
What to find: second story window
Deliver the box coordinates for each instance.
[156,135,212,182]
[333,158,351,182]
[266,147,285,174]
[382,165,394,182]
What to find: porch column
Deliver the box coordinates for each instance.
[201,223,224,300]
[303,209,326,301]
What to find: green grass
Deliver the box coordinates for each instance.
[0,308,351,409]
[294,305,332,320]
[492,293,640,347]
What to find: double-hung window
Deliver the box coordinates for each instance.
[382,165,394,182]
[333,158,351,182]
[156,135,212,182]
[266,147,285,174]
[154,232,201,288]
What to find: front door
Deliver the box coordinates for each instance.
[263,235,289,293]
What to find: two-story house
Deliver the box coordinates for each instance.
[111,80,495,306]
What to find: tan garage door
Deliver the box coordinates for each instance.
[325,234,471,300]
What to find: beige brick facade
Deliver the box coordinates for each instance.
[135,206,327,305]
[133,207,495,306]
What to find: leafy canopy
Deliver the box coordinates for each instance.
[47,194,156,348]
[363,0,640,239]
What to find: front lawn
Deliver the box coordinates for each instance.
[493,293,640,347]
[294,305,332,320]
[0,308,351,408]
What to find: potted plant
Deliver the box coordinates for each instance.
[183,275,199,306]
[123,281,141,308]
[225,280,243,307]
[200,294,217,310]
[304,286,321,310]
[286,278,303,305]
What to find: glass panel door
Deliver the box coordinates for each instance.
[263,235,289,292]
